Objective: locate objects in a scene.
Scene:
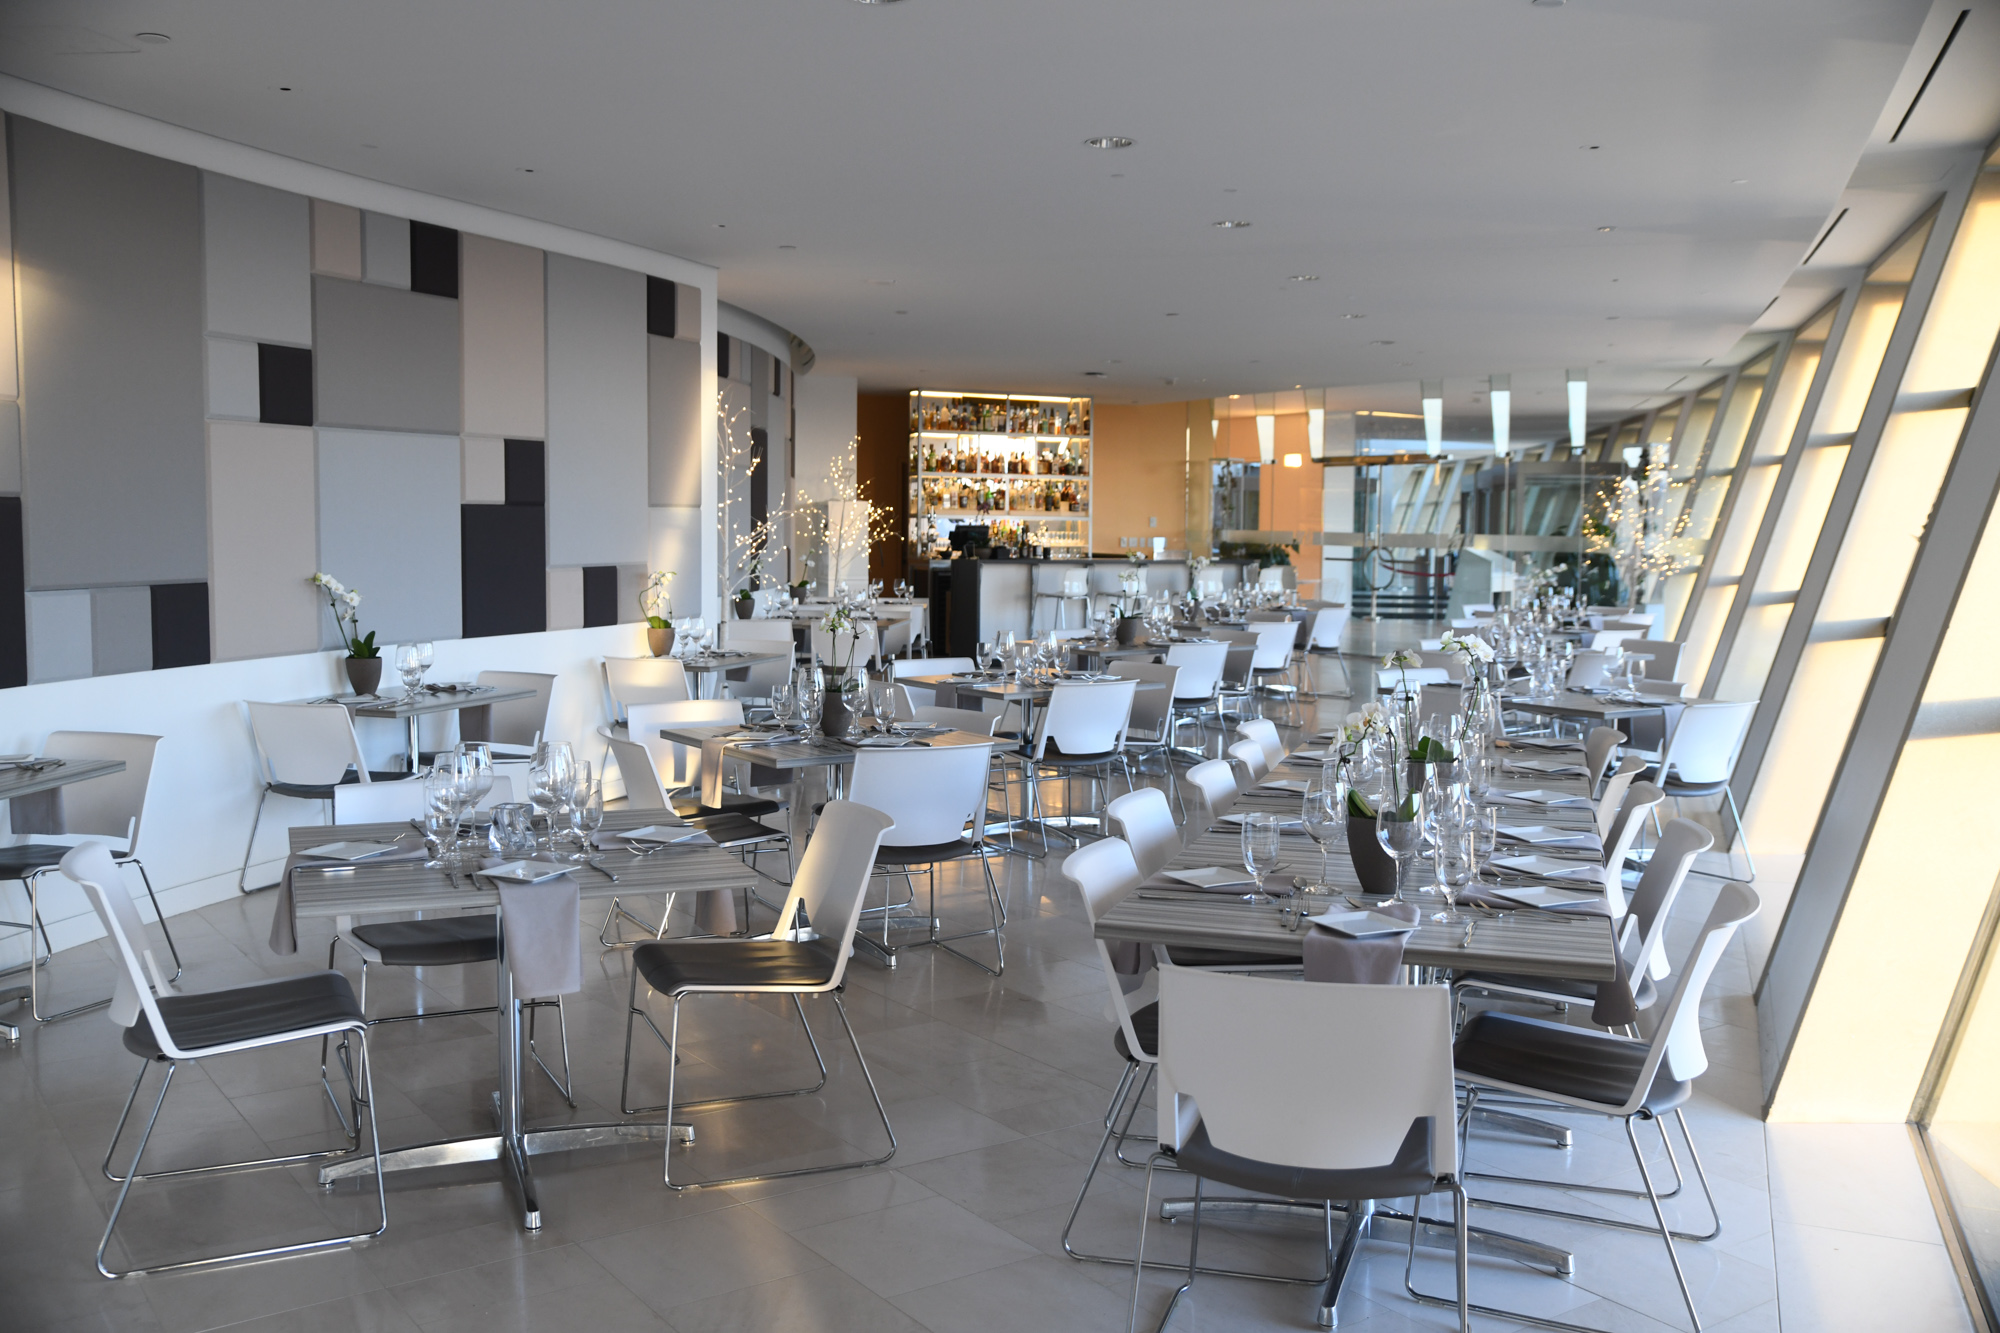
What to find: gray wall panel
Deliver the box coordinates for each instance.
[13,118,209,589]
[26,589,91,683]
[0,401,19,495]
[547,254,647,566]
[208,422,321,662]
[206,336,259,420]
[316,428,461,645]
[313,276,461,434]
[202,172,311,344]
[648,334,702,508]
[90,585,152,676]
[362,211,410,288]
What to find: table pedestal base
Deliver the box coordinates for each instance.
[0,983,23,1042]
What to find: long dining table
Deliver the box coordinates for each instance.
[280,808,760,1231]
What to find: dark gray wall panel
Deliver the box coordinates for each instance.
[0,400,19,495]
[12,117,208,589]
[0,499,24,687]
[313,276,460,434]
[648,334,702,507]
[462,504,545,639]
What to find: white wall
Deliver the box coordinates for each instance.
[794,373,857,502]
[0,623,649,965]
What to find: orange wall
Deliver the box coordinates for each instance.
[1095,402,1191,553]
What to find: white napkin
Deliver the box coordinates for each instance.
[1219,812,1305,830]
[1255,778,1311,794]
[1505,738,1583,753]
[1491,853,1605,883]
[1489,789,1591,808]
[1485,884,1608,913]
[1157,866,1258,889]
[494,874,582,997]
[1499,824,1604,852]
[1505,758,1589,776]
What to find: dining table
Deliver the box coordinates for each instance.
[673,649,790,700]
[0,756,129,1041]
[279,808,760,1231]
[306,684,539,771]
[1092,749,1618,1294]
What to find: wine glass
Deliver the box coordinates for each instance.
[422,767,456,867]
[1434,826,1475,922]
[568,764,603,861]
[415,641,435,689]
[455,742,494,810]
[771,679,797,733]
[1375,788,1425,903]
[798,668,825,738]
[1240,812,1284,909]
[1300,764,1347,907]
[396,643,425,701]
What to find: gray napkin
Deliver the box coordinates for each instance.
[492,870,582,997]
[932,681,959,709]
[266,837,427,955]
[1303,901,1421,984]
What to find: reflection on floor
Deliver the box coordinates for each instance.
[0,636,1976,1332]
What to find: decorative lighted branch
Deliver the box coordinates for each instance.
[792,437,896,593]
[718,399,788,604]
[1583,442,1693,604]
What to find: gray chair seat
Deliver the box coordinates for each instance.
[875,838,989,866]
[350,915,498,967]
[1453,1010,1688,1113]
[124,971,363,1060]
[1459,968,1656,1012]
[1172,1115,1439,1203]
[672,791,782,819]
[270,771,409,801]
[633,939,842,996]
[680,811,787,847]
[1166,945,1301,971]
[1114,999,1158,1062]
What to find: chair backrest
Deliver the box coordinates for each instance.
[764,801,896,987]
[1587,629,1629,652]
[1620,817,1714,986]
[605,734,673,810]
[1595,754,1647,837]
[848,743,996,848]
[1245,619,1295,670]
[1598,780,1663,915]
[1582,726,1624,793]
[890,656,976,710]
[1636,679,1688,699]
[1376,666,1450,696]
[1185,759,1239,820]
[1416,650,1466,682]
[246,702,369,787]
[1227,739,1269,784]
[1567,651,1611,691]
[1658,700,1756,786]
[1108,660,1180,738]
[1060,568,1091,597]
[65,841,169,1048]
[627,699,744,790]
[912,705,1000,735]
[1416,684,1461,733]
[1219,643,1256,689]
[1651,882,1759,1084]
[1621,638,1686,681]
[722,619,797,695]
[603,657,690,721]
[868,680,914,720]
[1155,967,1458,1177]
[1062,837,1158,1065]
[332,777,426,824]
[810,620,879,671]
[1163,643,1228,699]
[1108,787,1179,879]
[1235,718,1285,771]
[1258,567,1286,590]
[459,671,558,748]
[1033,680,1138,760]
[1306,605,1349,650]
[31,731,161,848]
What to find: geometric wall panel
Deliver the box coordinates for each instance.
[207,421,320,662]
[675,281,700,345]
[201,172,311,344]
[149,582,210,670]
[27,589,92,684]
[0,400,21,495]
[647,277,677,338]
[461,233,545,438]
[0,124,14,400]
[207,336,260,420]
[409,222,459,299]
[582,565,619,628]
[649,334,702,507]
[259,343,314,427]
[505,439,545,506]
[89,586,152,677]
[0,498,23,688]
[311,199,363,280]
[547,254,647,567]
[316,428,461,646]
[462,503,545,639]
[547,566,584,632]
[12,117,208,590]
[462,435,505,505]
[313,276,459,434]
[362,211,410,288]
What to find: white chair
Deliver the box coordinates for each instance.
[239,702,405,893]
[1027,680,1139,848]
[603,656,691,722]
[1636,678,1690,699]
[1567,651,1611,691]
[1107,788,1180,881]
[1109,660,1184,810]
[598,734,748,944]
[1131,968,1469,1333]
[1163,642,1229,753]
[1587,629,1630,652]
[1226,738,1268,788]
[1375,666,1451,695]
[617,801,900,1189]
[720,619,797,709]
[912,705,1000,735]
[1648,699,1758,879]
[1242,620,1301,723]
[624,700,784,821]
[1183,759,1238,822]
[1619,638,1686,682]
[1581,725,1623,795]
[849,743,1006,974]
[1257,566,1286,590]
[0,731,182,1028]
[1594,754,1646,839]
[1303,605,1353,697]
[890,657,977,711]
[459,670,556,759]
[1235,718,1285,773]
[68,840,385,1277]
[1417,649,1467,683]
[1444,880,1757,1333]
[1417,684,1462,735]
[1036,566,1093,631]
[330,779,428,824]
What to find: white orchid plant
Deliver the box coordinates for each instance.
[1436,630,1496,670]
[309,573,376,658]
[818,605,864,678]
[639,570,676,629]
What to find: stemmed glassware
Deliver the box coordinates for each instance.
[1300,762,1347,908]
[422,766,457,867]
[528,741,574,856]
[796,666,825,738]
[771,679,798,733]
[397,643,425,701]
[1374,785,1424,903]
[1240,812,1283,910]
[567,764,603,861]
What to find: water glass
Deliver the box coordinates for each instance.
[1375,793,1425,903]
[1240,812,1284,906]
[488,803,536,859]
[396,643,425,700]
[568,773,604,860]
[771,679,797,732]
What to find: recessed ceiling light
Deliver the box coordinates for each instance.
[1165,312,1179,317]
[850,0,903,5]
[1532,0,1565,7]
[895,310,907,315]
[1342,313,1366,320]
[134,32,170,43]
[1289,275,1320,282]
[779,244,796,249]
[516,167,534,173]
[1214,221,1252,229]
[1607,316,1620,321]
[1084,136,1133,149]
[1082,371,1107,377]
[278,86,293,92]
[1229,394,1241,400]
[1597,226,1615,232]
[1370,340,1396,346]
[714,223,727,229]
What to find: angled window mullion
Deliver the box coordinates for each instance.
[1672,353,1781,647]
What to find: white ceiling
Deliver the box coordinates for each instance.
[0,0,1970,419]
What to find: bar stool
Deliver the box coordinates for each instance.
[1035,566,1092,631]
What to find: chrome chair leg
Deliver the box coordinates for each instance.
[236,788,272,893]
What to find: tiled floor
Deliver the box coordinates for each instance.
[0,644,1979,1332]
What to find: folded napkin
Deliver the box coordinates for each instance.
[1255,778,1311,794]
[1484,882,1609,911]
[1490,853,1606,884]
[931,681,960,709]
[266,836,428,955]
[1145,866,1259,892]
[1303,901,1421,983]
[489,864,582,997]
[1499,824,1604,852]
[1219,812,1305,830]
[593,826,707,849]
[1489,789,1591,808]
[1505,758,1589,776]
[1502,738,1583,753]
